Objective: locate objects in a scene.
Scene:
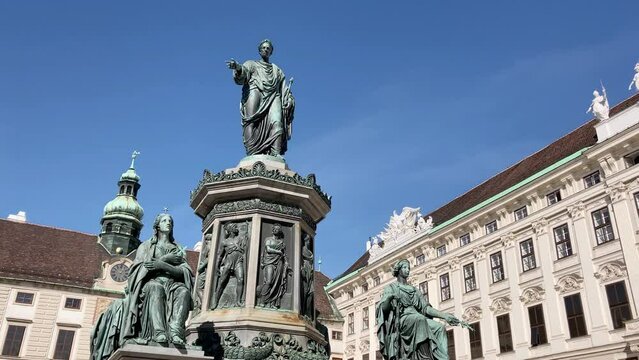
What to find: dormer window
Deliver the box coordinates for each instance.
[583,171,601,188]
[547,190,561,205]
[485,220,498,234]
[514,206,528,221]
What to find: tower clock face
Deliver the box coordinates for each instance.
[110,263,130,282]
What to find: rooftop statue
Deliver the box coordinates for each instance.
[587,84,609,121]
[629,62,639,92]
[226,39,295,157]
[376,259,471,360]
[91,213,194,359]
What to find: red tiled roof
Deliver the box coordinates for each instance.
[315,271,341,321]
[0,219,108,288]
[0,218,202,288]
[334,93,639,282]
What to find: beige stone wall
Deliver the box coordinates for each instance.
[328,117,639,359]
[0,282,119,360]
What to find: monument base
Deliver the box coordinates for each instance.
[109,344,208,360]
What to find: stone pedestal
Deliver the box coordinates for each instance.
[109,344,207,360]
[187,157,331,359]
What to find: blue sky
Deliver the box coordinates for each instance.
[1,1,638,278]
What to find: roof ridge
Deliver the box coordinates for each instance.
[0,218,97,237]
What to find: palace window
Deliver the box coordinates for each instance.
[361,283,368,293]
[373,276,380,287]
[496,314,513,353]
[332,331,342,340]
[1,324,26,357]
[514,206,528,221]
[592,207,615,244]
[15,292,34,305]
[553,224,573,259]
[64,297,82,310]
[440,273,451,301]
[547,189,562,205]
[447,330,456,359]
[53,329,75,360]
[528,304,548,346]
[485,220,498,234]
[606,281,632,330]
[460,233,471,247]
[469,322,482,359]
[415,254,425,266]
[463,263,477,292]
[583,170,601,188]
[347,290,353,300]
[436,245,447,257]
[564,294,588,338]
[362,307,369,330]
[347,313,354,335]
[634,192,639,214]
[362,354,369,360]
[419,281,428,298]
[490,252,505,282]
[520,239,536,272]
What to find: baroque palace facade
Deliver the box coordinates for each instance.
[326,93,639,360]
[0,158,342,359]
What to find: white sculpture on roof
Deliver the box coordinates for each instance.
[587,84,609,121]
[368,207,433,262]
[629,62,639,92]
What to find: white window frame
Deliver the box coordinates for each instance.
[583,170,601,188]
[485,220,498,235]
[514,206,528,221]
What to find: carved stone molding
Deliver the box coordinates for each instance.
[532,218,548,236]
[554,274,584,294]
[501,232,516,248]
[359,340,370,352]
[594,261,627,283]
[567,202,586,219]
[473,245,486,260]
[605,181,628,203]
[369,207,433,261]
[203,198,316,230]
[448,257,460,270]
[424,246,436,260]
[520,286,545,305]
[489,296,512,315]
[625,318,639,331]
[630,344,639,353]
[345,344,356,356]
[191,161,331,206]
[424,267,436,280]
[462,306,482,322]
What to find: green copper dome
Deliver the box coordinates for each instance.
[120,167,140,182]
[103,195,144,221]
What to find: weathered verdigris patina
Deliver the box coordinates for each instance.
[376,259,469,360]
[256,223,292,308]
[226,39,295,157]
[211,221,248,309]
[90,213,194,359]
[300,234,314,320]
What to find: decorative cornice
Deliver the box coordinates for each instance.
[424,267,436,280]
[202,198,316,230]
[520,286,545,305]
[489,296,512,315]
[594,261,627,283]
[462,306,482,322]
[345,344,356,356]
[191,161,331,206]
[554,274,584,294]
[359,340,370,352]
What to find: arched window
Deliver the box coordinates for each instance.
[126,186,132,195]
[105,223,113,233]
[120,185,125,194]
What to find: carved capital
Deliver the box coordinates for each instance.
[594,261,627,283]
[605,181,628,203]
[520,286,545,305]
[448,257,460,270]
[489,296,512,315]
[473,245,486,260]
[462,306,482,322]
[501,232,516,248]
[424,267,436,280]
[359,340,370,352]
[567,202,586,219]
[532,218,548,236]
[345,344,356,356]
[555,274,584,294]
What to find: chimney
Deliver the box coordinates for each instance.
[7,211,27,223]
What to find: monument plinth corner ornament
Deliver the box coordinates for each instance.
[184,40,332,359]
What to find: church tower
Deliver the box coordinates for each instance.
[98,151,144,255]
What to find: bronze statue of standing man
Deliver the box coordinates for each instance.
[226,39,295,157]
